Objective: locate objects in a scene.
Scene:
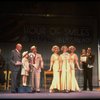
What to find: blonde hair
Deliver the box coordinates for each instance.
[69,45,76,51]
[51,45,60,52]
[61,45,68,51]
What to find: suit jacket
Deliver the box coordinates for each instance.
[29,52,44,73]
[87,54,95,65]
[35,53,44,70]
[10,49,22,72]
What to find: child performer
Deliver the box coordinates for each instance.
[21,51,30,86]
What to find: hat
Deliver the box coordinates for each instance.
[22,51,28,57]
[31,46,36,50]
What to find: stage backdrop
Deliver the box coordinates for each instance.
[0,15,98,87]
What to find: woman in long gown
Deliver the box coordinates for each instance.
[49,45,61,93]
[69,45,82,92]
[60,45,71,92]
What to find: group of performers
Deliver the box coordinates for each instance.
[10,43,94,93]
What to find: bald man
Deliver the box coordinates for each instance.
[10,43,22,93]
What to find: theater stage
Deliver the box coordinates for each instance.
[0,89,100,99]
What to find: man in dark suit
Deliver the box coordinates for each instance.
[10,43,22,93]
[83,48,95,91]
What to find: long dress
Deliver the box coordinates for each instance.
[69,53,80,91]
[49,54,60,90]
[60,52,71,91]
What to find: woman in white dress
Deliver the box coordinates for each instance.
[60,45,71,92]
[69,46,82,92]
[49,45,61,93]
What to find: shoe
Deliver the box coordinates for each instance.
[32,89,36,93]
[83,89,87,91]
[49,89,53,93]
[66,90,70,93]
[70,90,75,92]
[77,90,81,92]
[11,91,16,93]
[62,90,66,93]
[23,83,27,86]
[36,91,40,93]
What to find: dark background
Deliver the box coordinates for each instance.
[0,0,99,87]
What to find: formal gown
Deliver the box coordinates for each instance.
[60,52,71,91]
[49,54,61,90]
[69,53,80,91]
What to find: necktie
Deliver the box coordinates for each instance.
[33,54,36,64]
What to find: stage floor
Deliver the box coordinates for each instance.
[0,88,100,99]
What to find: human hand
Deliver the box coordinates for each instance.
[15,61,22,66]
[48,68,51,71]
[27,67,30,72]
[78,68,83,71]
[58,69,62,72]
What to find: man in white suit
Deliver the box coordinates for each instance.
[29,46,44,93]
